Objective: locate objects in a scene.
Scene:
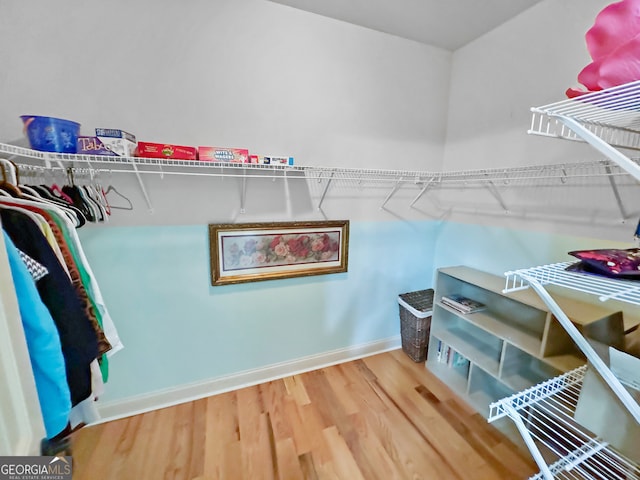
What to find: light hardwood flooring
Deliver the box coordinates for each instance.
[70,350,537,479]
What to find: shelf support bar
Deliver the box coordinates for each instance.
[410,177,435,207]
[555,115,640,183]
[283,170,292,219]
[131,161,154,213]
[381,177,403,209]
[502,403,554,480]
[485,177,509,213]
[317,172,334,211]
[518,274,640,423]
[605,164,629,221]
[240,168,247,214]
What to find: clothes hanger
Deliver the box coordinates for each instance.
[0,162,22,197]
[0,158,18,185]
[15,168,84,227]
[90,183,111,217]
[19,185,42,197]
[32,180,85,228]
[81,185,105,222]
[104,185,134,210]
[0,194,83,230]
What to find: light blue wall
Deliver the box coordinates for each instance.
[78,220,438,402]
[433,221,633,277]
[79,218,636,404]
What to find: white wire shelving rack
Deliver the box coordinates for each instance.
[529,80,640,182]
[486,80,640,480]
[503,263,640,423]
[1,142,638,213]
[495,249,640,479]
[489,365,639,480]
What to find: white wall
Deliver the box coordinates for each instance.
[0,0,450,169]
[0,0,452,226]
[439,0,640,242]
[0,0,451,413]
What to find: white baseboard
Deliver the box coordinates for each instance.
[96,336,401,423]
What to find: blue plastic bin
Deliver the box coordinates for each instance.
[21,115,80,153]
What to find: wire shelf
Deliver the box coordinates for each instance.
[1,142,637,186]
[529,80,640,150]
[528,81,640,182]
[504,262,640,305]
[490,366,640,480]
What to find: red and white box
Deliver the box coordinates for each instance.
[136,142,197,160]
[198,146,249,163]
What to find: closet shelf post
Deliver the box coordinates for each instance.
[380,176,403,209]
[130,161,154,213]
[485,178,509,213]
[554,115,640,183]
[604,164,629,222]
[240,168,247,214]
[317,171,334,211]
[409,176,436,207]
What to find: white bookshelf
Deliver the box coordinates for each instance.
[426,266,627,417]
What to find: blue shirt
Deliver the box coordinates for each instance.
[4,230,71,438]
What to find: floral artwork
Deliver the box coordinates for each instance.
[209,221,349,286]
[222,231,341,271]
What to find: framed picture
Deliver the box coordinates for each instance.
[209,220,349,286]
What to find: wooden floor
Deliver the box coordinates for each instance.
[70,350,537,479]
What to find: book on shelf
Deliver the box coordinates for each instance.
[435,341,469,369]
[437,341,449,363]
[451,351,469,369]
[440,294,486,314]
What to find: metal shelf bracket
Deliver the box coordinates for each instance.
[380,176,403,209]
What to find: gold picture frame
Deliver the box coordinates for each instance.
[209,220,349,286]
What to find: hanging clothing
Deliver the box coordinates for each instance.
[1,208,99,406]
[0,200,112,356]
[3,231,71,439]
[2,168,123,433]
[0,193,123,371]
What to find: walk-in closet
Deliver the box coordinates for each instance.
[1,0,639,479]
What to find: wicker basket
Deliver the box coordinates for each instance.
[398,289,434,362]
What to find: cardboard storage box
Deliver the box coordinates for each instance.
[95,128,137,157]
[198,146,249,163]
[76,136,118,156]
[249,155,294,165]
[136,142,197,160]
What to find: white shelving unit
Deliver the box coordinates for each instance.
[505,262,640,305]
[426,266,626,417]
[1,141,638,212]
[489,366,639,480]
[502,263,640,415]
[528,80,640,182]
[490,80,640,480]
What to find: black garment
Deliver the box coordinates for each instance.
[62,186,94,222]
[30,185,87,228]
[1,208,98,405]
